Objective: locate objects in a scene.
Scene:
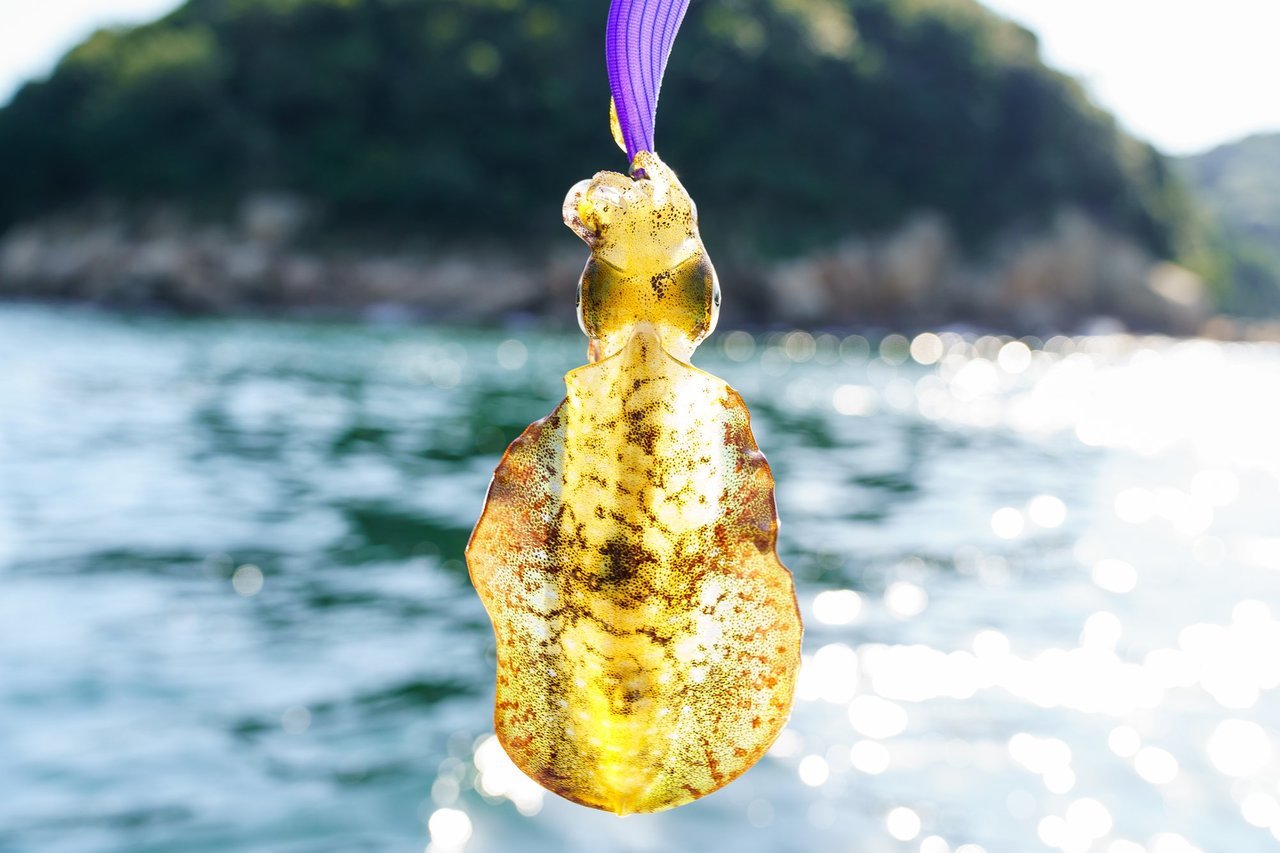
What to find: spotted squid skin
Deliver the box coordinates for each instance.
[466,152,801,815]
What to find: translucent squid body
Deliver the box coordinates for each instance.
[467,151,802,815]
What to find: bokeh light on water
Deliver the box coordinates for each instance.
[1,306,1279,851]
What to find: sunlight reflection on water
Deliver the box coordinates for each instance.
[1,307,1278,852]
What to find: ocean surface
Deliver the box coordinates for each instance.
[2,304,1279,853]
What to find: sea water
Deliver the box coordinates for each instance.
[2,306,1278,852]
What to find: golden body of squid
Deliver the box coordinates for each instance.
[467,151,801,815]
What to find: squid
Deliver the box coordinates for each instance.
[466,0,801,815]
[466,151,801,814]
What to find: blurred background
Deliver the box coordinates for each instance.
[1,1,1279,851]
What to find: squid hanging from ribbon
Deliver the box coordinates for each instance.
[467,0,802,815]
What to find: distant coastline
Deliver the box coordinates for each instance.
[0,195,1221,338]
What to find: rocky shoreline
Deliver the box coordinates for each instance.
[0,196,1217,335]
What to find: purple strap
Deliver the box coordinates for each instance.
[606,0,691,163]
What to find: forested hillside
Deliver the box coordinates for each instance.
[0,0,1199,263]
[1183,133,1280,315]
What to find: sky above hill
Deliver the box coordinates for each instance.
[0,0,1277,155]
[981,0,1280,155]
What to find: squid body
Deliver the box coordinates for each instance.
[467,151,802,815]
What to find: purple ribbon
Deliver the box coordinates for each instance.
[606,0,691,163]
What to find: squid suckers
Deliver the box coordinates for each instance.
[467,151,802,815]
